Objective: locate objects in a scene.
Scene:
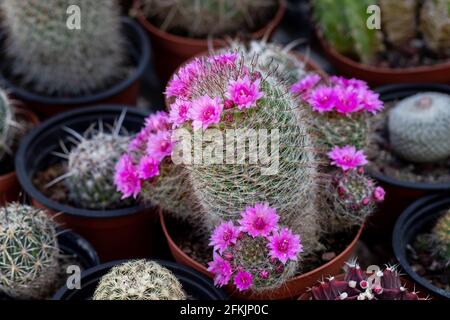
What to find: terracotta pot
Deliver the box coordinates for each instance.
[160,210,363,300]
[0,18,150,119]
[0,107,39,205]
[15,105,158,262]
[316,31,450,86]
[133,0,286,84]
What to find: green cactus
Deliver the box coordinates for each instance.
[140,0,277,38]
[0,0,127,96]
[388,92,450,163]
[93,260,186,300]
[0,203,60,299]
[379,0,418,47]
[420,0,450,55]
[0,89,16,162]
[432,210,450,262]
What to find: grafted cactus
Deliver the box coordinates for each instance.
[388,92,450,163]
[432,210,450,262]
[93,260,186,300]
[140,0,277,38]
[0,89,16,162]
[420,0,450,55]
[379,0,418,47]
[0,203,60,299]
[0,0,126,96]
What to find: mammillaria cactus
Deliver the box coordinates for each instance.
[208,203,303,292]
[140,0,277,38]
[0,0,126,96]
[307,261,424,300]
[0,203,60,299]
[432,210,450,262]
[93,260,186,300]
[420,0,450,55]
[388,92,450,163]
[0,89,16,162]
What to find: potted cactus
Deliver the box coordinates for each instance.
[0,203,99,300]
[0,88,39,205]
[0,0,150,118]
[114,49,386,299]
[313,0,450,85]
[15,106,158,262]
[131,0,285,82]
[53,259,227,300]
[366,83,450,242]
[393,194,450,299]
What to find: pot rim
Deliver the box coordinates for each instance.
[0,17,150,106]
[368,83,450,191]
[15,105,149,219]
[133,0,286,47]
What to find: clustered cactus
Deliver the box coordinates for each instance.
[0,203,60,299]
[93,260,186,300]
[432,210,450,262]
[420,0,450,55]
[0,0,127,96]
[140,0,277,38]
[388,92,450,163]
[0,89,16,162]
[307,261,424,300]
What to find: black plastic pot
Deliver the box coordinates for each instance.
[53,259,228,300]
[365,83,450,244]
[393,194,450,299]
[0,17,150,119]
[0,230,99,300]
[15,105,159,262]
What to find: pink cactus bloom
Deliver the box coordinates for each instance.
[373,186,386,202]
[234,271,253,291]
[138,156,160,180]
[169,99,191,128]
[330,76,368,90]
[290,74,321,96]
[210,52,238,66]
[128,128,149,152]
[144,111,171,133]
[227,76,264,110]
[328,146,368,171]
[210,221,240,253]
[308,86,338,112]
[208,253,233,287]
[359,89,384,114]
[146,130,174,161]
[334,87,363,114]
[189,95,223,130]
[239,203,279,238]
[114,154,141,199]
[268,228,302,264]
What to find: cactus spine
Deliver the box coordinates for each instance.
[379,0,418,47]
[420,0,450,55]
[0,0,126,96]
[0,203,60,299]
[93,260,186,300]
[388,92,450,163]
[0,89,16,162]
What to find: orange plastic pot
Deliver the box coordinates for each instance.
[133,0,286,84]
[160,210,363,300]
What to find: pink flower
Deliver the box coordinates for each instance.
[239,203,279,237]
[165,75,188,98]
[128,129,149,152]
[138,156,160,180]
[227,76,264,110]
[165,60,203,99]
[328,146,368,171]
[189,95,223,130]
[330,76,368,90]
[210,52,237,66]
[359,89,384,114]
[268,228,302,264]
[114,154,141,199]
[210,221,240,253]
[208,253,233,287]
[144,111,171,133]
[234,271,253,291]
[290,74,321,97]
[334,87,363,114]
[308,86,338,113]
[169,99,191,128]
[373,186,385,202]
[146,130,174,161]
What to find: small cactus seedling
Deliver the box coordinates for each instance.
[0,89,17,162]
[420,0,450,56]
[0,203,60,299]
[308,261,424,300]
[93,260,186,300]
[0,0,127,96]
[432,209,450,262]
[388,92,450,163]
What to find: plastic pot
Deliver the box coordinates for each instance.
[366,83,450,243]
[53,259,228,300]
[0,17,150,119]
[393,194,450,299]
[316,32,450,86]
[160,210,363,300]
[0,107,39,205]
[133,0,286,84]
[15,105,158,262]
[0,229,99,300]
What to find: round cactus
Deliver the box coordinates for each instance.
[379,0,418,47]
[93,260,186,300]
[0,89,16,162]
[0,0,127,96]
[420,0,450,56]
[432,209,450,262]
[388,92,450,163]
[0,203,60,299]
